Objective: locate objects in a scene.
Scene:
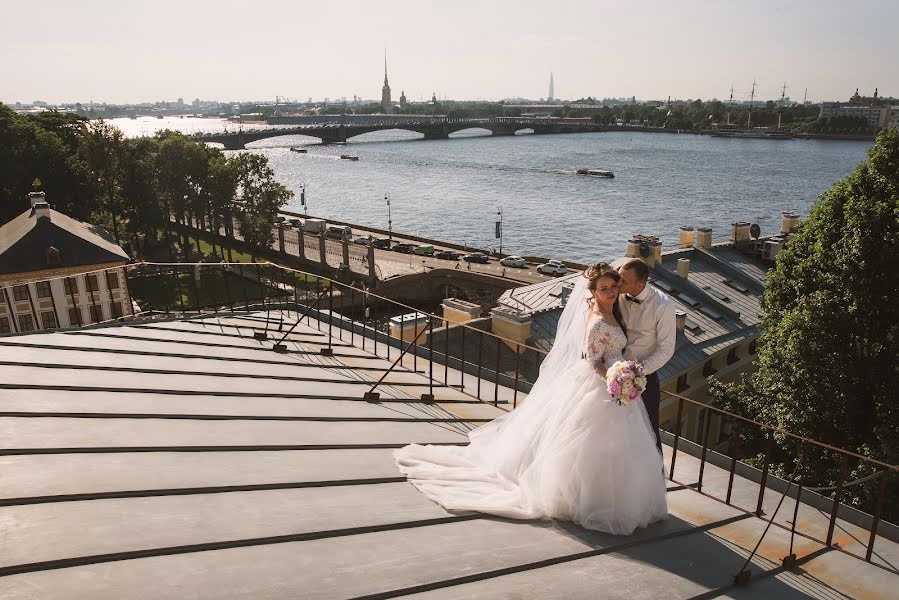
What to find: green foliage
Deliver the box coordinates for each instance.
[710,130,899,515]
[0,105,289,257]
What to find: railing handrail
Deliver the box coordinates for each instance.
[133,260,553,356]
[662,389,898,471]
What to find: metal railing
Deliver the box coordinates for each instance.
[664,390,898,580]
[7,260,894,579]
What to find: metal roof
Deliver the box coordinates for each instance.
[0,311,895,598]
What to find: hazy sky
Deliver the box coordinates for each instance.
[3,0,896,105]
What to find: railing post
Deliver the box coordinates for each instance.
[191,264,202,314]
[321,279,334,356]
[173,266,185,316]
[786,483,803,567]
[412,313,419,372]
[697,409,712,492]
[756,431,774,517]
[422,318,434,402]
[866,471,888,561]
[477,331,484,400]
[494,337,501,407]
[513,344,522,409]
[349,287,355,346]
[669,396,684,481]
[238,263,250,311]
[459,324,466,389]
[826,454,848,546]
[443,318,449,385]
[222,264,234,312]
[726,420,739,505]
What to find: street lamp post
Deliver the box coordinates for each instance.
[496,206,503,256]
[300,182,307,216]
[385,192,392,240]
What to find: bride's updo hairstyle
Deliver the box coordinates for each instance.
[584,261,619,290]
[583,261,627,335]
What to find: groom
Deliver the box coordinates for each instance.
[618,258,676,453]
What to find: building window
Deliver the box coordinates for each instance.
[68,307,82,326]
[107,272,120,289]
[727,348,739,365]
[0,317,10,334]
[749,340,758,355]
[64,278,79,296]
[41,311,58,329]
[36,281,52,298]
[46,246,61,266]
[13,285,29,301]
[89,304,104,323]
[703,360,717,377]
[18,314,35,332]
[86,274,99,292]
[676,373,689,392]
[111,301,123,318]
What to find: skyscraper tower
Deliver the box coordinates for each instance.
[381,52,392,112]
[548,72,554,101]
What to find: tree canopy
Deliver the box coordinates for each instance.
[710,129,899,515]
[0,104,290,257]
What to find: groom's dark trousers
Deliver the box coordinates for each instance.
[644,372,662,453]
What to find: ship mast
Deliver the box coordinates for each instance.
[777,82,786,130]
[726,85,734,125]
[747,80,756,128]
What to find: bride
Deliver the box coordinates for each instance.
[395,262,668,535]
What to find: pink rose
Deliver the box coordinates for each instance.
[627,388,640,401]
[608,380,622,397]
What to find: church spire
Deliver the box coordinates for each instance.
[381,50,392,111]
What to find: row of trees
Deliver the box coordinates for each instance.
[0,104,291,256]
[710,130,899,519]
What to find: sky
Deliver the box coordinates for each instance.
[3,0,897,105]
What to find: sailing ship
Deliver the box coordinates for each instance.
[712,81,793,139]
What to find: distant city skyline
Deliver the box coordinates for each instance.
[3,0,897,105]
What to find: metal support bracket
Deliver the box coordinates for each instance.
[420,393,435,403]
[364,391,381,403]
[320,348,334,356]
[273,343,288,353]
[733,569,752,586]
[781,554,797,568]
[253,331,268,340]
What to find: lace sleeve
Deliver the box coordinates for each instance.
[586,319,613,378]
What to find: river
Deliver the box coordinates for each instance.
[109,116,871,263]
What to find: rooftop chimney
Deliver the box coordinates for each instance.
[696,227,712,248]
[780,211,800,235]
[678,226,694,249]
[626,234,662,268]
[675,310,687,332]
[32,201,51,221]
[676,258,690,278]
[29,191,46,207]
[731,221,751,244]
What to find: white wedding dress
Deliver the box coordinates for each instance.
[395,278,668,535]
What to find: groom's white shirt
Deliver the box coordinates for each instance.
[620,285,676,376]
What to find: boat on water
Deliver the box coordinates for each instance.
[340,155,359,161]
[576,168,614,178]
[712,124,792,139]
[290,147,308,153]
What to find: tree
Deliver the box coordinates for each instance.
[80,120,127,244]
[230,153,292,254]
[709,130,899,516]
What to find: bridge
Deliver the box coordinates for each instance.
[192,115,607,149]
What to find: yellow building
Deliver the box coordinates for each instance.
[0,192,133,333]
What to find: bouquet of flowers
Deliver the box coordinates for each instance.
[606,360,648,406]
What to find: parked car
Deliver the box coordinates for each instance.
[500,255,527,268]
[435,250,462,260]
[326,225,352,240]
[463,252,490,264]
[412,244,435,256]
[354,236,372,245]
[392,242,416,254]
[371,237,392,249]
[537,260,568,276]
[288,218,302,228]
